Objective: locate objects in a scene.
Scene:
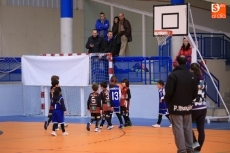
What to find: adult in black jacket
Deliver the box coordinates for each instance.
[85,29,103,53]
[100,31,116,56]
[165,55,198,153]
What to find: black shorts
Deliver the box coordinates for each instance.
[120,106,127,115]
[102,111,112,119]
[91,113,101,120]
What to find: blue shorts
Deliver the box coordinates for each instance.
[159,102,168,115]
[159,109,169,115]
[52,110,64,124]
[113,107,120,113]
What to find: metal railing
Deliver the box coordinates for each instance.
[190,33,230,59]
[113,56,149,84]
[149,56,172,83]
[113,56,172,84]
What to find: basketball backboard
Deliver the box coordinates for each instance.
[153,3,189,36]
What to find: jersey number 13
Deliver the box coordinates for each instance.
[111,91,119,100]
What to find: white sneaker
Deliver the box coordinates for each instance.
[193,142,200,149]
[169,124,172,128]
[107,125,114,130]
[152,124,161,128]
[99,126,103,129]
[51,131,57,136]
[64,124,68,127]
[94,128,99,132]
[62,132,68,136]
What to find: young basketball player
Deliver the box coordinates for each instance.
[99,82,114,130]
[44,77,59,130]
[86,84,102,132]
[44,75,68,130]
[152,80,171,128]
[121,79,132,127]
[109,76,124,129]
[51,86,68,136]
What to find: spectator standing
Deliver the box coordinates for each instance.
[95,12,110,39]
[112,16,121,56]
[118,13,132,56]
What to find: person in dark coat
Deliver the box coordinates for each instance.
[112,16,121,56]
[85,29,103,53]
[100,31,116,56]
[164,55,198,153]
[118,13,132,56]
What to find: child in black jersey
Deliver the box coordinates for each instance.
[86,84,102,132]
[99,82,114,130]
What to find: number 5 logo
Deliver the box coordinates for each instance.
[211,4,220,13]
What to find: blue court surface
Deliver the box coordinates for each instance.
[0,116,229,130]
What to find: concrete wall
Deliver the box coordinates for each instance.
[0,2,84,57]
[206,60,230,97]
[0,84,23,116]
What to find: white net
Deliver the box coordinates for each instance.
[0,26,21,79]
[90,53,110,84]
[84,86,93,117]
[22,86,42,116]
[61,86,81,116]
[154,30,172,46]
[22,86,85,116]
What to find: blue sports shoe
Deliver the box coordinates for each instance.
[118,124,124,129]
[86,122,91,131]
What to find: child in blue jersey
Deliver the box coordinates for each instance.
[44,75,68,130]
[86,84,102,132]
[152,80,171,128]
[44,76,59,130]
[109,76,124,129]
[51,86,68,136]
[190,63,207,152]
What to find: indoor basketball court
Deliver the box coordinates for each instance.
[1,0,230,153]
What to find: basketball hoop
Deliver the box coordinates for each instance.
[154,30,172,46]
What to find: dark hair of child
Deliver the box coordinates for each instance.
[92,84,99,92]
[100,82,107,88]
[157,80,164,86]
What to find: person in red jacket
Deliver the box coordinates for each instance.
[173,38,192,67]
